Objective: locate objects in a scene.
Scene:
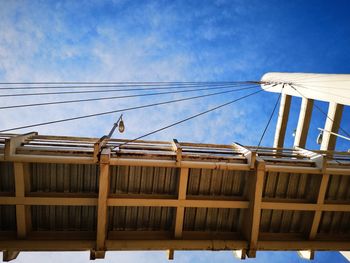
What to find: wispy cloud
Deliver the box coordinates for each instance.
[0,0,267,145]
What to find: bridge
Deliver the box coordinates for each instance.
[1,132,350,261]
[1,73,350,261]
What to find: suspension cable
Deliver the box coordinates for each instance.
[0,82,250,98]
[255,86,284,150]
[0,84,257,110]
[0,85,261,133]
[290,84,350,138]
[117,87,268,148]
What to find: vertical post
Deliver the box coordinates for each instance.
[174,168,189,239]
[6,162,31,262]
[303,154,327,259]
[14,163,31,239]
[242,159,265,258]
[273,94,292,148]
[91,148,110,260]
[320,102,343,151]
[294,98,314,148]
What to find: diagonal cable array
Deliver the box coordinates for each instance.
[0,81,254,90]
[0,84,256,110]
[0,83,248,98]
[255,86,284,150]
[116,87,269,148]
[0,84,262,132]
[289,84,350,138]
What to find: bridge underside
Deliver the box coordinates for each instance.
[1,132,350,261]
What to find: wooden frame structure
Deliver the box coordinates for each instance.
[1,132,350,261]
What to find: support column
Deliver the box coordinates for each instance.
[14,163,31,239]
[91,148,110,260]
[174,168,189,239]
[294,98,314,147]
[304,154,327,259]
[273,94,292,148]
[320,102,344,151]
[242,159,265,258]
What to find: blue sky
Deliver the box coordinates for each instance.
[1,0,350,262]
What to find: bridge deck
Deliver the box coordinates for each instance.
[1,132,350,260]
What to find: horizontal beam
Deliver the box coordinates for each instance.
[262,202,350,212]
[257,241,350,251]
[0,197,98,206]
[107,198,250,209]
[1,240,349,251]
[261,202,319,211]
[106,240,248,250]
[0,240,95,251]
[2,196,350,212]
[109,158,250,171]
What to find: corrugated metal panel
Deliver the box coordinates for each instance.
[31,205,97,231]
[0,162,14,193]
[108,207,174,231]
[325,174,350,201]
[31,163,99,193]
[183,208,241,232]
[0,205,16,231]
[318,212,350,234]
[110,166,178,195]
[263,172,320,201]
[187,169,249,197]
[260,209,312,233]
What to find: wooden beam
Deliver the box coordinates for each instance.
[0,196,249,209]
[13,162,31,239]
[294,98,314,147]
[5,154,95,164]
[0,240,247,251]
[4,196,350,212]
[265,165,321,174]
[110,158,251,171]
[0,196,98,206]
[320,102,344,151]
[108,199,249,209]
[309,173,330,240]
[106,240,248,250]
[273,94,292,148]
[0,239,349,252]
[174,168,189,238]
[2,251,20,262]
[0,240,95,251]
[107,230,242,240]
[94,148,111,259]
[257,241,350,251]
[261,202,318,211]
[242,159,265,258]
